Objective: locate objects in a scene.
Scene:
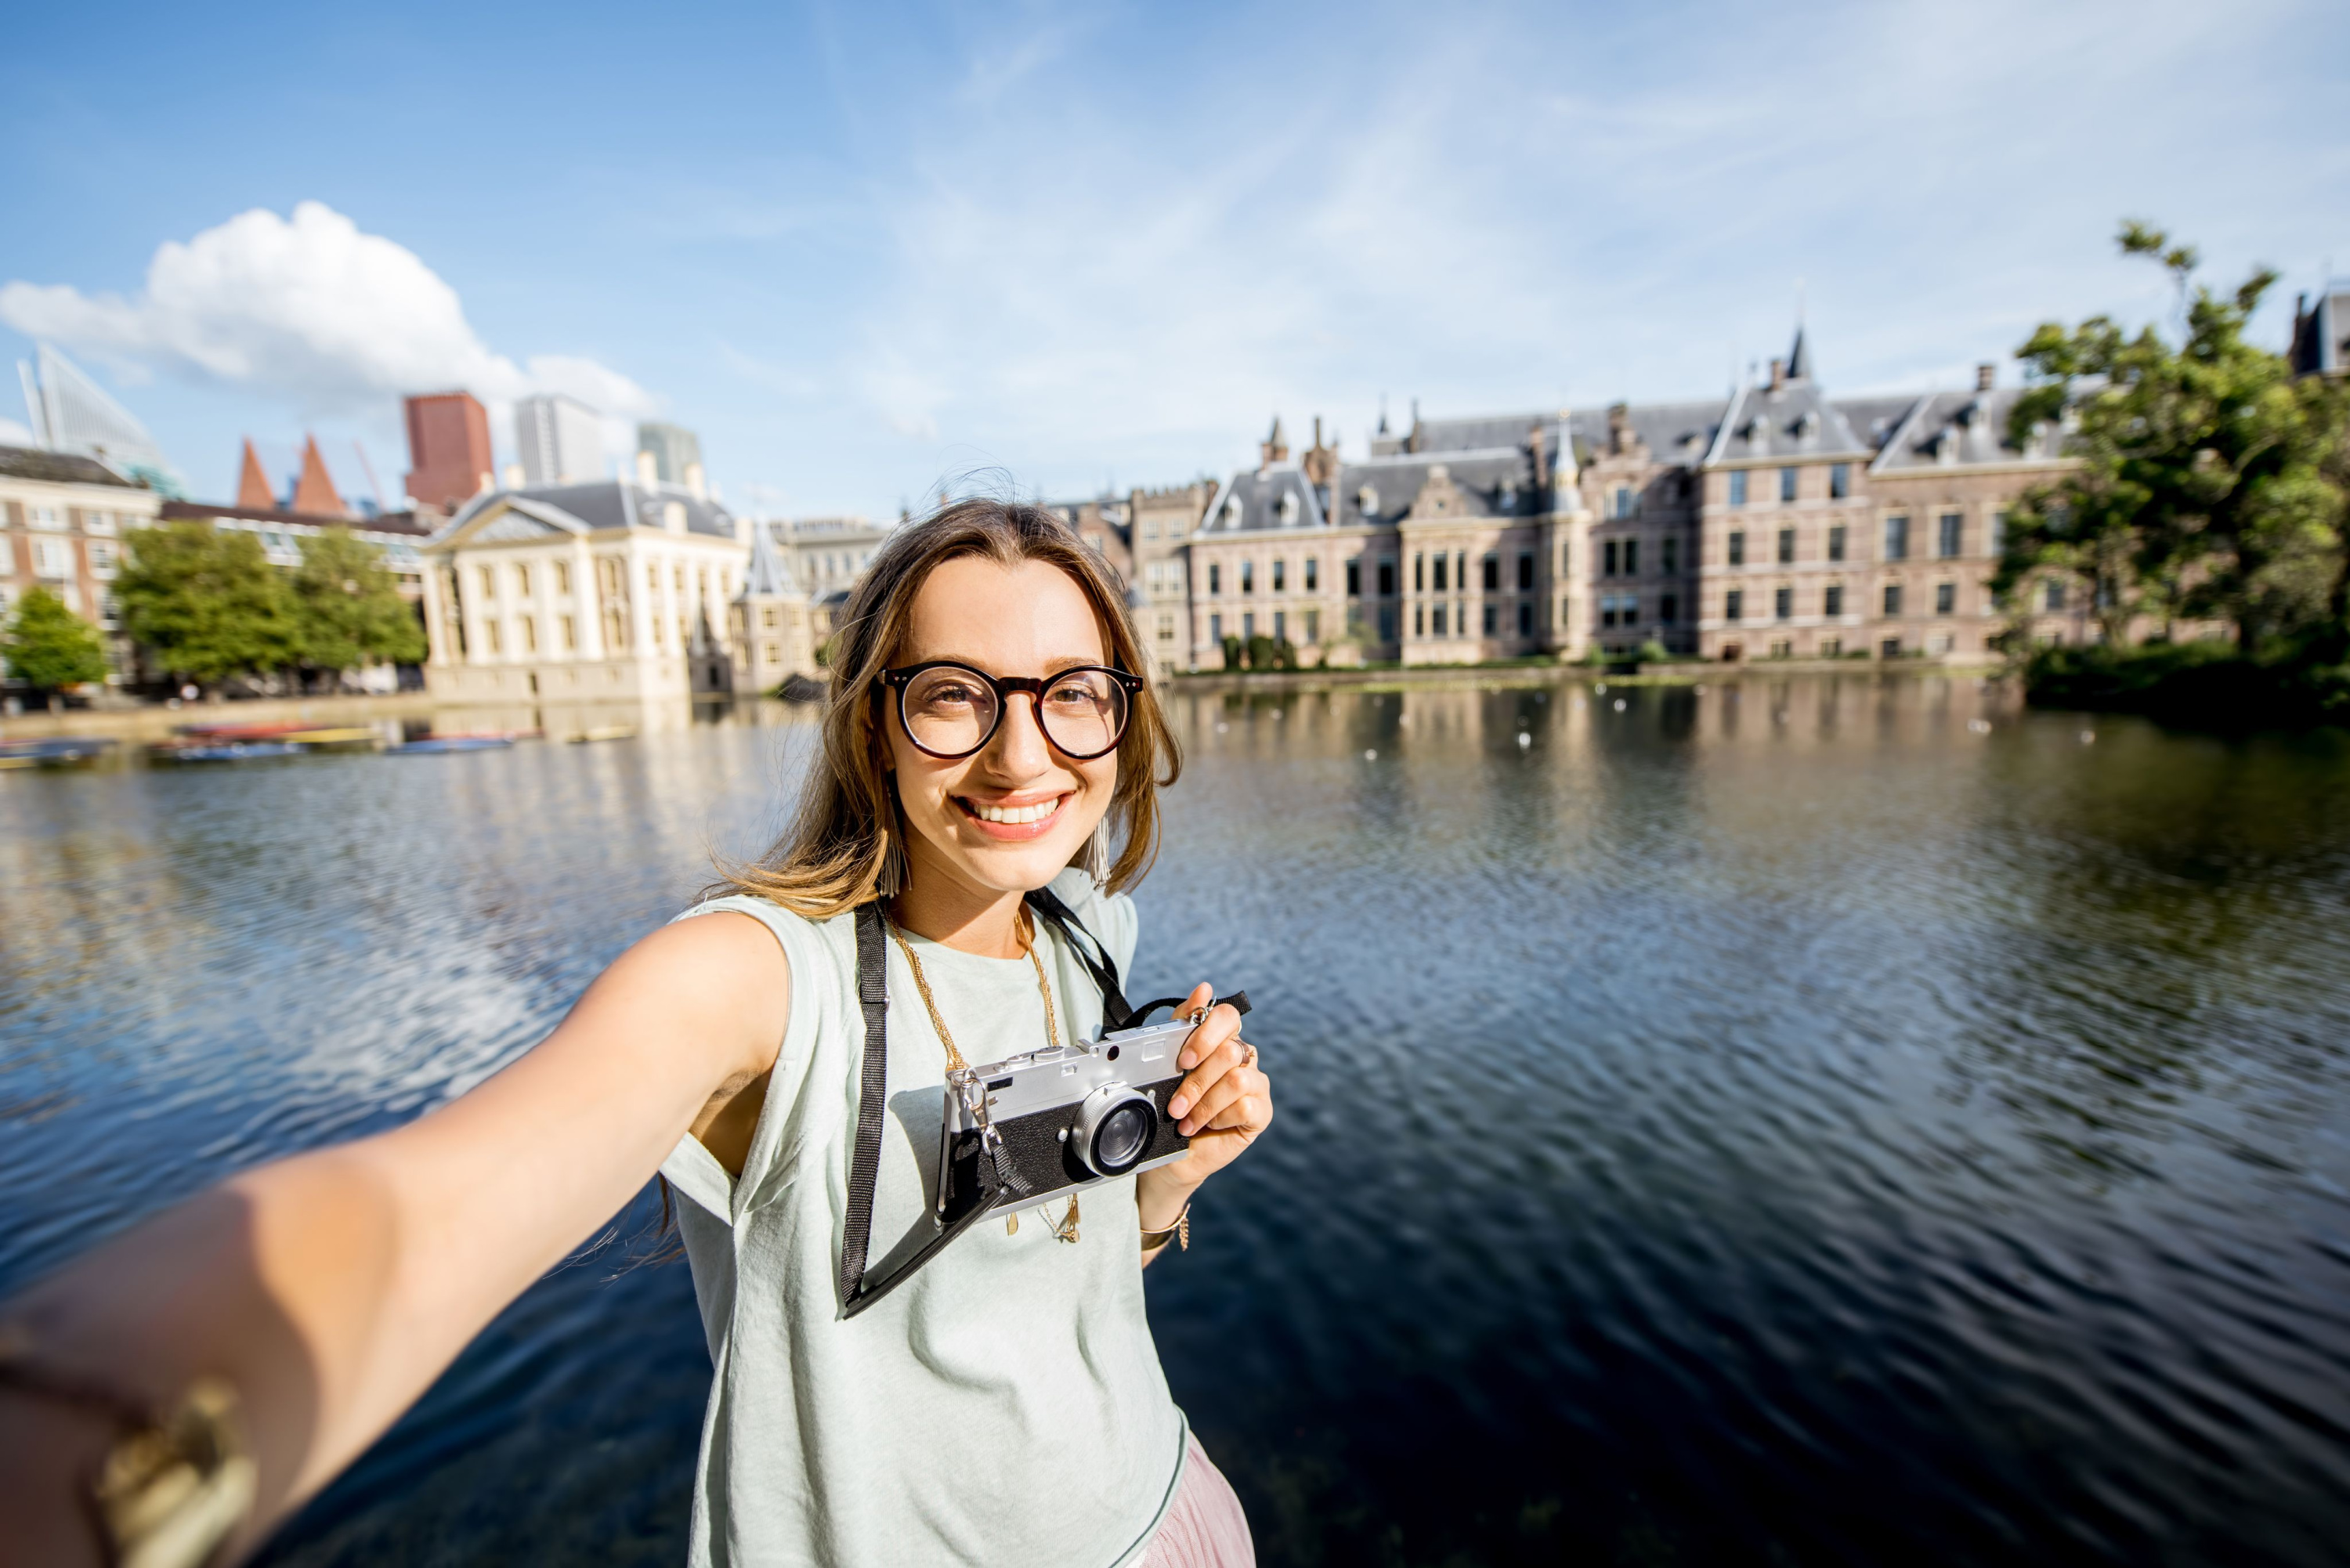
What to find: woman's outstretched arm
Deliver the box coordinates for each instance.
[0,909,789,1567]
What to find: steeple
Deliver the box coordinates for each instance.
[1786,323,1812,383]
[740,518,792,598]
[1260,415,1289,470]
[236,439,275,510]
[291,435,344,515]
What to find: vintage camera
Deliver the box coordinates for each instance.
[935,1012,1206,1226]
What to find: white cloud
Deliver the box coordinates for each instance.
[0,416,33,446]
[0,201,656,424]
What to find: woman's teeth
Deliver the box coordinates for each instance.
[971,798,1058,825]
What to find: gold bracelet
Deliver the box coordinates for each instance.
[0,1327,255,1568]
[1140,1205,1190,1254]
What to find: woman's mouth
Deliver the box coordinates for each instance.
[955,792,1072,841]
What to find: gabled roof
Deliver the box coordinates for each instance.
[1389,412,1568,467]
[0,444,145,489]
[1329,448,1551,529]
[1564,400,1726,468]
[1867,386,2057,473]
[1704,378,1870,465]
[1198,464,1329,535]
[432,479,739,547]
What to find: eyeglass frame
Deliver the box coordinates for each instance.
[873,660,1146,761]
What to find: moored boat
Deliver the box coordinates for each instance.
[0,737,118,770]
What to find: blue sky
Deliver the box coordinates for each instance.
[3,0,2345,517]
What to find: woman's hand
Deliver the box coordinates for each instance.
[1136,983,1273,1234]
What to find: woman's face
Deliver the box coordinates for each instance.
[884,555,1121,903]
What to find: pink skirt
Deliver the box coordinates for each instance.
[1144,1432,1256,1568]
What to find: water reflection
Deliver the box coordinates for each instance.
[2,677,2347,1566]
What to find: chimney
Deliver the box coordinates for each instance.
[635,450,658,486]
[685,461,707,500]
[1768,358,1787,391]
[1976,363,1996,392]
[503,462,525,489]
[1607,401,1630,455]
[1529,421,1551,489]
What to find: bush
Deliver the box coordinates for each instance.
[2025,641,2350,730]
[1220,634,1243,671]
[1245,633,1276,670]
[1635,639,1670,666]
[3,586,107,693]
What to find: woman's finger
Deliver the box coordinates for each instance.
[1167,1033,1247,1120]
[1177,997,1239,1070]
[1176,1065,1270,1136]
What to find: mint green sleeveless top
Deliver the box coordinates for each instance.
[657,869,1189,1566]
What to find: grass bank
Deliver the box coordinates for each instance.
[2026,641,2350,732]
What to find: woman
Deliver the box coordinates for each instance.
[0,500,1274,1567]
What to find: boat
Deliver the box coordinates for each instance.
[566,725,637,743]
[0,737,117,769]
[391,735,515,754]
[270,726,383,750]
[149,741,306,763]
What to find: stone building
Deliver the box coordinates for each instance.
[729,517,819,694]
[420,478,752,703]
[0,446,164,685]
[1127,479,1213,673]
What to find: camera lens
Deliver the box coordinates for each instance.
[1073,1086,1158,1176]
[1096,1102,1151,1169]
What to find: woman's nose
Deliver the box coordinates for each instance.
[987,692,1054,773]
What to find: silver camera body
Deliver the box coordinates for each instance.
[935,1013,1196,1223]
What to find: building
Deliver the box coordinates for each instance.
[2291,282,2350,378]
[1127,479,1213,673]
[1043,494,1135,585]
[419,477,755,703]
[404,392,495,510]
[730,515,819,694]
[0,445,165,683]
[16,344,179,494]
[638,422,704,489]
[515,395,605,486]
[768,515,893,603]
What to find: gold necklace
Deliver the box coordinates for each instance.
[888,907,1078,1242]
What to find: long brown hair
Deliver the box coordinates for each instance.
[721,498,1181,913]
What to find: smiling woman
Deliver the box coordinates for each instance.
[0,500,1272,1568]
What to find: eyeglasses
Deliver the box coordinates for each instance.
[877,661,1144,761]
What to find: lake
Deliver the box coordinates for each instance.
[3,673,2348,1566]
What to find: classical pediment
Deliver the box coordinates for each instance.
[1407,464,1470,522]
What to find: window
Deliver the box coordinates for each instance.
[88,541,117,577]
[1938,512,1963,558]
[1560,540,1572,576]
[761,606,778,629]
[1518,602,1534,637]
[1884,515,1910,561]
[1432,605,1448,637]
[1828,525,1846,563]
[646,563,659,593]
[1303,609,1319,644]
[1209,612,1223,642]
[606,609,624,647]
[1726,589,1744,621]
[1659,593,1679,623]
[1208,563,1221,596]
[1779,467,1798,502]
[1727,531,1746,566]
[1433,555,1448,593]
[1883,583,1904,616]
[1378,605,1396,641]
[1822,637,1842,657]
[1830,463,1850,499]
[1824,584,1844,616]
[1346,557,1361,596]
[1560,596,1572,630]
[1413,605,1425,637]
[34,538,72,576]
[1517,551,1535,591]
[1990,511,2009,558]
[1305,557,1319,591]
[1482,555,1499,591]
[486,620,503,652]
[2044,580,2065,611]
[1777,528,1794,564]
[1729,471,1748,507]
[517,564,533,597]
[1624,540,1640,576]
[1271,558,1285,592]
[1881,638,1902,659]
[85,511,117,536]
[1478,603,1494,635]
[1603,540,1619,577]
[561,615,577,649]
[1158,614,1176,643]
[1273,611,1286,641]
[1613,485,1636,519]
[555,561,571,594]
[1661,537,1679,574]
[1241,560,1256,594]
[1775,587,1792,620]
[482,566,498,598]
[1242,612,1256,640]
[27,505,63,531]
[1378,559,1396,597]
[1144,518,1159,541]
[1936,582,1956,615]
[1414,553,1426,593]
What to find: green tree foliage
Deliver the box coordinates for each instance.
[1220,634,1242,670]
[291,527,425,674]
[3,586,107,692]
[1995,222,2350,652]
[116,522,300,685]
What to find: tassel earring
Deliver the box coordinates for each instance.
[1086,824,1112,884]
[877,831,909,899]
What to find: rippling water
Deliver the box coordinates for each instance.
[4,674,2348,1566]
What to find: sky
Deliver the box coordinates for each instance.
[2,0,2345,518]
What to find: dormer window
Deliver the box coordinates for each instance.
[1221,493,1242,527]
[1497,479,1517,510]
[1357,484,1379,516]
[1797,410,1821,441]
[1278,490,1300,525]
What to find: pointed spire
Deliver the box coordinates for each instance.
[291,435,343,515]
[236,439,275,510]
[1786,324,1811,382]
[741,518,792,598]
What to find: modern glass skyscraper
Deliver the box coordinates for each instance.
[636,421,703,486]
[515,394,604,486]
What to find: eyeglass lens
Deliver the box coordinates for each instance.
[901,667,1129,757]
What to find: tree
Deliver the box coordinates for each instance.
[115,522,300,685]
[291,527,425,677]
[1995,222,2350,652]
[3,586,107,694]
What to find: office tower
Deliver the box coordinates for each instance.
[515,394,604,486]
[16,344,176,493]
[404,392,494,509]
[637,421,703,486]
